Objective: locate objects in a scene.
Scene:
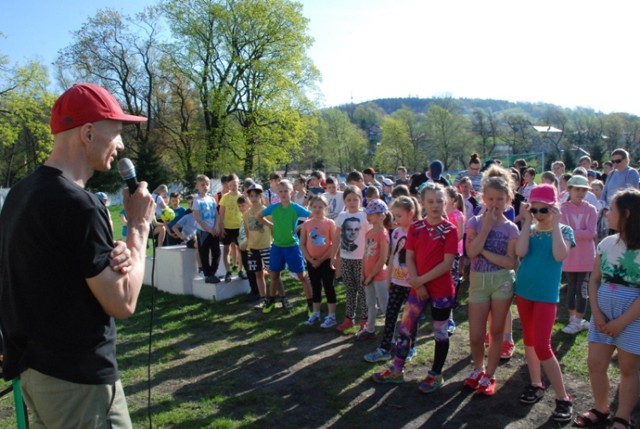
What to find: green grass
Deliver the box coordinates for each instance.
[0,269,624,428]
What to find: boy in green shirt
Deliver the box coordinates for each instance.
[259,180,312,313]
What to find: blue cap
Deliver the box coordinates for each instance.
[95,192,108,201]
[430,160,443,180]
[364,199,388,215]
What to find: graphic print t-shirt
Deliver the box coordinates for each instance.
[467,216,520,272]
[390,227,410,287]
[301,217,336,259]
[336,210,369,260]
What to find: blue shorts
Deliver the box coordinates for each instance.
[269,244,305,274]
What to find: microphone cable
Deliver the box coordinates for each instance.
[147,232,158,429]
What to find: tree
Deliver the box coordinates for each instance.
[375,117,412,173]
[154,63,206,188]
[500,113,535,154]
[391,107,428,172]
[318,108,368,173]
[425,104,470,170]
[540,106,568,155]
[0,61,54,187]
[471,108,499,160]
[352,102,384,148]
[229,0,319,176]
[162,0,319,177]
[566,108,604,155]
[55,7,167,187]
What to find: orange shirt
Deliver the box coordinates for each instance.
[364,228,389,281]
[301,217,336,259]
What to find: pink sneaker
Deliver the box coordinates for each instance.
[476,375,497,396]
[463,368,484,390]
[336,317,354,332]
[501,341,515,360]
[359,320,367,331]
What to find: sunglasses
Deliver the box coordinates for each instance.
[611,159,624,164]
[530,207,550,215]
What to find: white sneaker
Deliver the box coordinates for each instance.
[579,319,590,331]
[320,315,337,328]
[304,313,321,326]
[562,320,582,335]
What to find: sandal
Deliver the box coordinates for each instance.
[608,416,633,429]
[574,408,610,427]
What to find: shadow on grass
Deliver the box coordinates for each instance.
[116,278,639,429]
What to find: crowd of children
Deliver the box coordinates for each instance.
[138,146,638,428]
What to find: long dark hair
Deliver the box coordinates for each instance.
[612,189,640,250]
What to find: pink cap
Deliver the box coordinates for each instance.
[50,83,147,134]
[529,184,557,204]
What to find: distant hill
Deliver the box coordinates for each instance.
[338,97,596,120]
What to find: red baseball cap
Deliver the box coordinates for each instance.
[50,83,147,134]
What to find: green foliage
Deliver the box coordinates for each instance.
[425,104,471,170]
[374,116,412,172]
[161,0,319,178]
[0,61,54,186]
[317,108,368,173]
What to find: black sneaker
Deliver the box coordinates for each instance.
[254,297,268,311]
[552,397,573,423]
[262,298,275,314]
[519,384,545,404]
[205,275,220,284]
[224,272,232,283]
[238,271,248,280]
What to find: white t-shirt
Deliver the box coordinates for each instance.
[191,194,217,230]
[335,210,369,259]
[324,191,345,220]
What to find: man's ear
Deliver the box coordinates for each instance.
[79,123,93,144]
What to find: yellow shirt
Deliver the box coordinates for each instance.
[243,209,272,250]
[219,192,243,229]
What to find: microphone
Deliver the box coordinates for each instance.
[117,158,139,195]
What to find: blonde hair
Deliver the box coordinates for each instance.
[308,195,328,207]
[391,195,422,220]
[153,184,169,195]
[419,182,446,200]
[196,174,210,184]
[481,165,514,200]
[277,179,293,191]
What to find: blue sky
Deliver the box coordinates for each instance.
[2,0,639,115]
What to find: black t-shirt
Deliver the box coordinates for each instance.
[409,173,450,195]
[0,166,117,384]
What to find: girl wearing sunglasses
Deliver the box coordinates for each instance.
[514,184,576,423]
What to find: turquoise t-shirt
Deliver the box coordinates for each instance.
[515,224,575,303]
[262,202,311,247]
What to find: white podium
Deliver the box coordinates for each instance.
[143,245,250,301]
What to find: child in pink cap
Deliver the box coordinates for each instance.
[514,184,576,423]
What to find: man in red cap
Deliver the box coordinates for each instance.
[0,83,153,428]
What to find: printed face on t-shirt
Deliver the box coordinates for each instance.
[343,218,361,244]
